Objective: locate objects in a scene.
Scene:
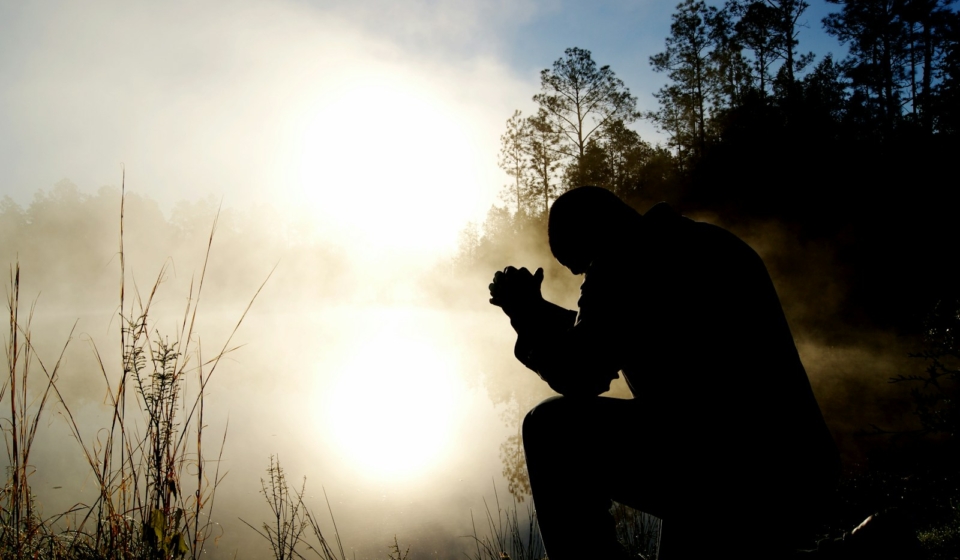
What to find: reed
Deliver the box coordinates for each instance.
[241,455,351,560]
[466,484,545,560]
[1,173,269,559]
[465,484,661,560]
[0,261,76,557]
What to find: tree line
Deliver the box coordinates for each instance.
[650,0,959,154]
[497,0,959,207]
[482,0,960,334]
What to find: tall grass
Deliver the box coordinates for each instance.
[240,455,351,560]
[1,175,270,559]
[466,484,661,560]
[1,262,77,557]
[467,485,545,560]
[243,456,310,560]
[611,502,660,560]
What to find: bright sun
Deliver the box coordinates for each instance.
[295,70,485,258]
[321,310,463,480]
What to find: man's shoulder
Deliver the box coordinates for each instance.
[639,202,688,248]
[645,202,744,236]
[643,201,677,221]
[642,202,762,266]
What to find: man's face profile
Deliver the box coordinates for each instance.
[554,235,591,275]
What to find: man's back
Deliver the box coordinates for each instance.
[618,204,834,459]
[586,202,840,545]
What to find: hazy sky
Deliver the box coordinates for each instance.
[0,0,845,258]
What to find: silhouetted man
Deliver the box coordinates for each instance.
[489,187,839,560]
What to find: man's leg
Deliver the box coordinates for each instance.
[523,396,842,559]
[522,396,671,560]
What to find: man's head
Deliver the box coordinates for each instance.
[548,186,642,274]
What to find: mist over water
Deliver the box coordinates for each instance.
[0,0,543,537]
[1,178,931,558]
[688,212,925,465]
[1,183,563,559]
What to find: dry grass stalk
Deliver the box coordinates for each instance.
[1,170,270,559]
[1,262,76,557]
[241,455,353,560]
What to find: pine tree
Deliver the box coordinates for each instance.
[533,47,639,188]
[650,0,717,160]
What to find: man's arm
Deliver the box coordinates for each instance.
[507,297,577,370]
[491,266,621,397]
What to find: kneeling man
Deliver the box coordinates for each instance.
[489,187,839,560]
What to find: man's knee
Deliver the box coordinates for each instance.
[522,396,590,477]
[522,396,589,446]
[523,395,642,456]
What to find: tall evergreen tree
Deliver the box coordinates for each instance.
[824,0,912,133]
[734,0,784,95]
[533,47,639,188]
[650,0,717,160]
[899,0,956,132]
[497,49,655,215]
[497,110,532,214]
[648,84,697,171]
[931,8,960,134]
[708,2,755,110]
[525,111,564,215]
[766,0,811,86]
[600,121,658,200]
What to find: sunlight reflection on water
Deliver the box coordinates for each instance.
[314,306,469,482]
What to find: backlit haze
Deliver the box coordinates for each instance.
[0,1,881,559]
[1,1,519,261]
[0,1,589,558]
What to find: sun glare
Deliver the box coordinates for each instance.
[321,310,463,480]
[295,71,484,258]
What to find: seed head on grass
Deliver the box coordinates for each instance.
[387,535,409,560]
[242,456,352,560]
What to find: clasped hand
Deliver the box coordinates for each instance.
[489,266,544,314]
